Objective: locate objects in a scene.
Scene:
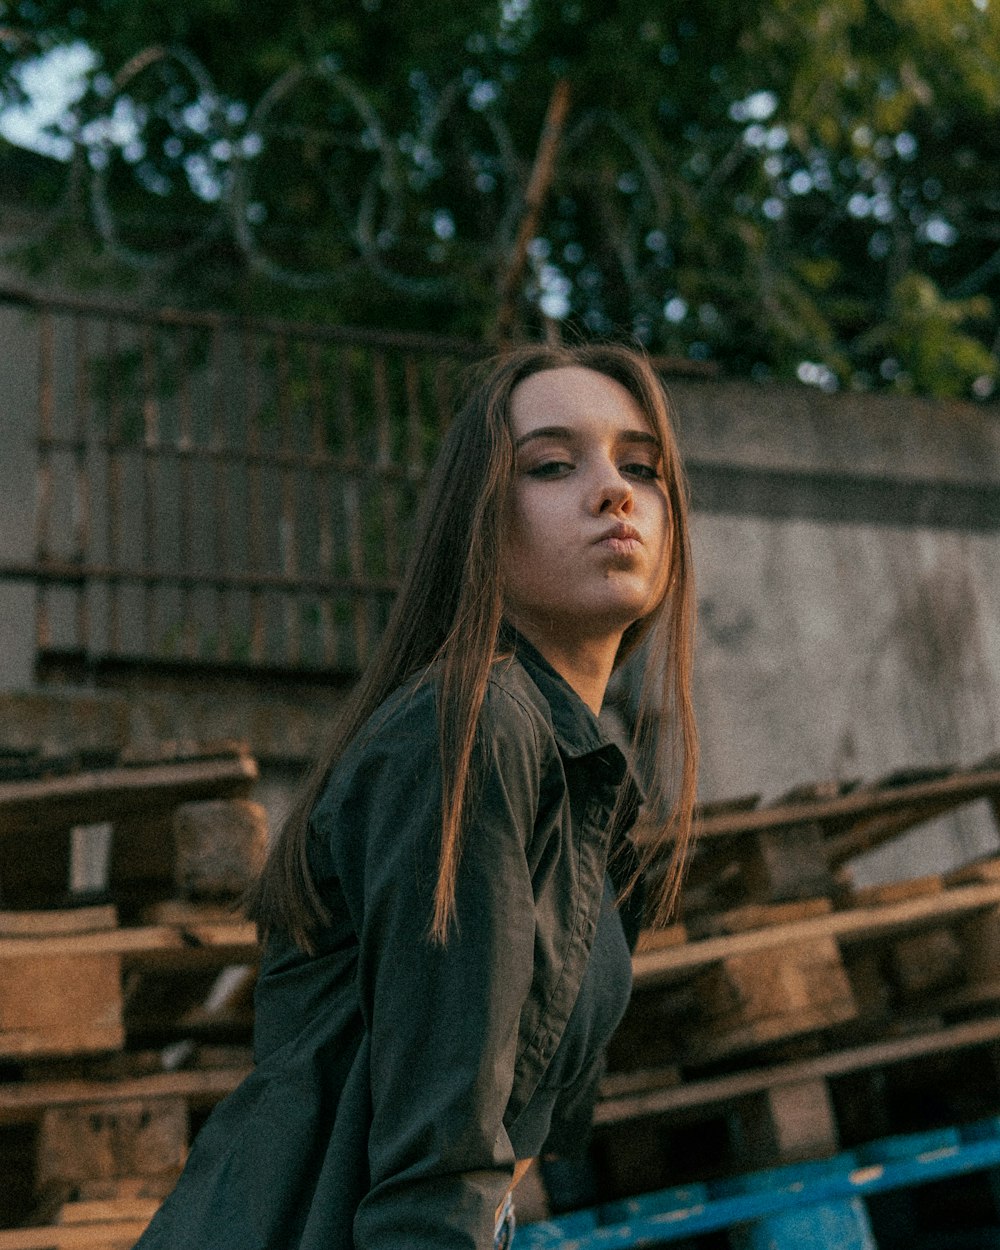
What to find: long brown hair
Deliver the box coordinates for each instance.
[245,342,698,949]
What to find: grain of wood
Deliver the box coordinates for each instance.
[848,876,944,907]
[633,879,1000,988]
[693,898,832,938]
[0,756,258,839]
[0,953,123,1059]
[0,1219,150,1248]
[594,1016,1000,1125]
[36,1098,188,1187]
[0,1065,251,1126]
[687,937,857,1060]
[0,908,117,938]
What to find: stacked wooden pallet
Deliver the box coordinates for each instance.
[5,742,1000,1244]
[0,745,262,1249]
[595,750,1000,1212]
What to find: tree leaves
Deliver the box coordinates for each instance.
[2,0,999,399]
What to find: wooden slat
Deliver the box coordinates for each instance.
[848,875,944,908]
[0,1220,151,1248]
[308,341,336,667]
[35,309,55,652]
[0,906,117,937]
[140,325,160,654]
[275,334,299,667]
[0,755,258,837]
[595,1015,1000,1125]
[57,1197,161,1225]
[826,795,970,866]
[403,354,424,476]
[0,1065,252,1126]
[338,350,369,667]
[0,919,258,963]
[104,319,124,655]
[210,323,231,662]
[633,880,1000,988]
[72,316,91,654]
[241,329,266,665]
[372,351,399,578]
[176,326,197,661]
[636,764,1000,846]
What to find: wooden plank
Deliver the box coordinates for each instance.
[37,1098,188,1187]
[0,1220,150,1249]
[0,921,258,965]
[0,1065,252,1126]
[742,822,834,902]
[57,1197,161,1225]
[0,908,117,937]
[594,1015,1000,1126]
[633,880,1000,988]
[729,1078,839,1165]
[692,898,832,939]
[140,900,243,926]
[0,952,123,1059]
[636,765,1000,845]
[945,854,1000,886]
[0,756,258,837]
[826,795,966,866]
[686,937,857,1061]
[848,875,944,907]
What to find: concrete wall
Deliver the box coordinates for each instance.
[667,377,1000,883]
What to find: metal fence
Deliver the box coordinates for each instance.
[0,288,484,677]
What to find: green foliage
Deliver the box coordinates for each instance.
[2,0,1000,401]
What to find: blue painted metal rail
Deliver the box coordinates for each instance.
[517,1116,1000,1249]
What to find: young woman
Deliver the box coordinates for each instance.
[134,342,698,1250]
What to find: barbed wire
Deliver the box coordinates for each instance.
[1,43,670,306]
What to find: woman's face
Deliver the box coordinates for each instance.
[501,365,672,653]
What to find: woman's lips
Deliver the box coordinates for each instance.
[596,522,642,556]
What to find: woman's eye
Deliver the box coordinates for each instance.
[622,462,661,481]
[527,460,573,478]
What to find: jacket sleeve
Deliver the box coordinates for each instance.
[328,683,542,1250]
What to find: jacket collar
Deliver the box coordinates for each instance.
[501,624,635,788]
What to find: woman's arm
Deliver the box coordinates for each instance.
[324,681,544,1249]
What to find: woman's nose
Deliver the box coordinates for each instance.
[595,467,634,514]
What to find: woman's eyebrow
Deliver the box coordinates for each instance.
[619,429,660,449]
[514,425,660,450]
[514,424,575,449]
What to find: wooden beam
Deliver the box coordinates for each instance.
[636,764,1000,846]
[0,756,258,837]
[0,1220,151,1249]
[633,880,1000,987]
[595,1015,1000,1125]
[0,1066,252,1126]
[0,921,258,965]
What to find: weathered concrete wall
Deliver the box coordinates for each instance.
[666,377,1000,883]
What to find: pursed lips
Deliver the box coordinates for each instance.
[596,522,642,544]
[595,521,643,556]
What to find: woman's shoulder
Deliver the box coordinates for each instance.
[336,653,556,770]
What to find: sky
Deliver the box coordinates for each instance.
[0,41,95,159]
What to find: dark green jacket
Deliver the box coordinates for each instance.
[134,639,640,1250]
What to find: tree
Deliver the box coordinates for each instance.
[1,0,998,400]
